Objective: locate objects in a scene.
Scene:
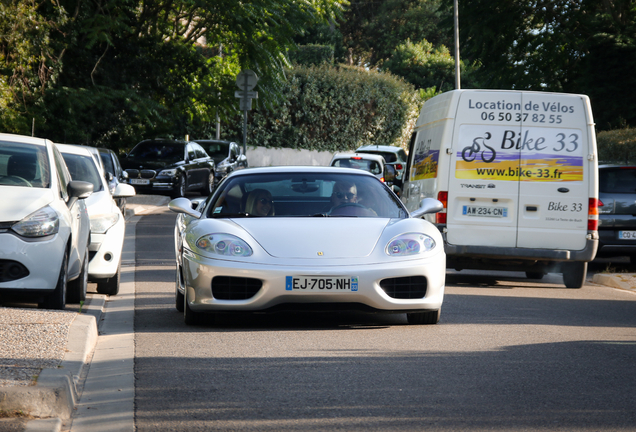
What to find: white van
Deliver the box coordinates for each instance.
[401,89,599,288]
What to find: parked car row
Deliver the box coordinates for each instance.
[0,133,135,310]
[121,138,248,198]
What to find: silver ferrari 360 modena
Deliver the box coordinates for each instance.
[169,166,446,325]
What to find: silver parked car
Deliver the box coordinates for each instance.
[0,133,93,309]
[169,166,445,326]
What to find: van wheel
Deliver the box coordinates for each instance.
[526,271,544,280]
[562,262,587,288]
[67,249,88,303]
[40,249,68,310]
[407,309,440,325]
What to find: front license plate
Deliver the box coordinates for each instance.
[285,276,358,291]
[462,205,508,217]
[130,179,150,185]
[618,231,636,240]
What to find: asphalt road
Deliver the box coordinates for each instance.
[133,207,636,431]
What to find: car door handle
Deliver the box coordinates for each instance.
[526,206,538,212]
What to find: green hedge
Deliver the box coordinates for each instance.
[597,128,636,164]
[224,65,421,152]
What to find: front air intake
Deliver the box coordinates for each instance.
[379,276,427,299]
[212,276,262,300]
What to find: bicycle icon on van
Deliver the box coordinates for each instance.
[461,132,497,163]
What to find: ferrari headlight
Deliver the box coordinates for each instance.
[158,168,177,177]
[386,233,435,256]
[196,233,253,257]
[90,213,119,234]
[12,206,60,238]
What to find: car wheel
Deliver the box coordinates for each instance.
[184,289,205,325]
[526,271,544,280]
[562,261,587,288]
[175,267,184,313]
[171,175,186,198]
[200,171,214,196]
[97,262,121,296]
[406,309,440,325]
[40,249,68,310]
[67,248,88,303]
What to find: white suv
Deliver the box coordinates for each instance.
[0,133,93,309]
[58,144,136,295]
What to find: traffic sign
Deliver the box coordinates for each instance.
[236,70,258,91]
[234,90,258,99]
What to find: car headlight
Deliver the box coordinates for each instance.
[386,233,435,256]
[216,162,229,174]
[12,206,60,238]
[90,213,120,234]
[196,233,253,257]
[158,168,177,177]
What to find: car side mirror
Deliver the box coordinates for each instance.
[168,197,202,219]
[113,183,136,198]
[122,171,129,180]
[410,198,443,219]
[384,165,396,182]
[105,172,114,182]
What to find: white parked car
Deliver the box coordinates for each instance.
[329,152,395,184]
[58,144,136,295]
[169,166,445,325]
[0,133,93,309]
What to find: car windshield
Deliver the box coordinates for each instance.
[199,142,229,164]
[61,153,104,192]
[207,172,407,218]
[600,168,636,193]
[332,158,382,174]
[0,142,50,188]
[100,151,115,175]
[129,142,184,163]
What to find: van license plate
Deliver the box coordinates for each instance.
[618,231,636,240]
[462,206,508,217]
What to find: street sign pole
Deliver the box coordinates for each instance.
[235,70,258,157]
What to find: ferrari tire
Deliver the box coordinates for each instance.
[407,309,440,325]
[175,267,184,313]
[184,289,201,325]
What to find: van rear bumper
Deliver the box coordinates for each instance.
[445,237,598,262]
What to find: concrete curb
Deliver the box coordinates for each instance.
[592,273,636,291]
[0,295,105,428]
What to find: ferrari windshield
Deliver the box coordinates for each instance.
[207,172,407,218]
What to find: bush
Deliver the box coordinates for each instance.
[597,128,636,164]
[224,64,421,152]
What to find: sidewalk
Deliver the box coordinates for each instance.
[1,194,635,431]
[0,195,169,432]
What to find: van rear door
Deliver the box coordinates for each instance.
[516,93,590,250]
[446,92,523,248]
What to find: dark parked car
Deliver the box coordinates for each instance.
[597,164,636,263]
[193,140,248,184]
[98,147,128,214]
[122,139,216,198]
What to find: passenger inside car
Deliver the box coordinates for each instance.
[245,189,274,216]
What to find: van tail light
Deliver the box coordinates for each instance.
[588,198,599,231]
[436,191,448,224]
[380,177,385,182]
[395,164,403,170]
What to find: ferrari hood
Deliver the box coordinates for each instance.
[0,187,54,222]
[232,218,390,259]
